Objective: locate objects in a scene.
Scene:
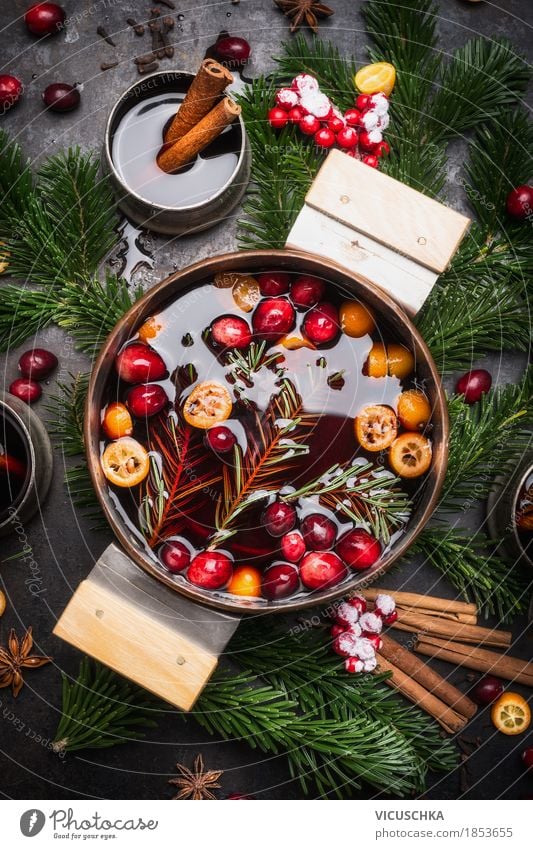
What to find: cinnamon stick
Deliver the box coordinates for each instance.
[380,634,477,719]
[397,606,477,625]
[390,610,511,648]
[376,654,470,733]
[157,96,241,173]
[415,636,533,687]
[365,588,477,617]
[164,59,233,145]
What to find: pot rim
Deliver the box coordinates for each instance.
[0,393,37,530]
[104,70,249,214]
[85,248,449,614]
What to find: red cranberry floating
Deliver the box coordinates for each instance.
[522,748,533,771]
[214,35,251,67]
[336,528,381,570]
[330,624,345,638]
[257,272,290,296]
[0,75,23,111]
[18,348,57,380]
[261,562,299,600]
[188,550,233,589]
[506,185,533,221]
[362,154,379,168]
[206,425,237,454]
[115,343,166,384]
[127,383,168,418]
[160,539,191,573]
[299,114,320,135]
[374,140,390,158]
[344,107,361,127]
[314,127,336,149]
[470,675,504,706]
[211,314,252,350]
[336,127,358,149]
[25,2,65,36]
[287,105,305,124]
[252,297,295,342]
[327,114,345,134]
[263,500,296,537]
[302,302,339,346]
[299,551,347,590]
[455,369,492,404]
[290,275,325,309]
[358,131,376,152]
[268,106,288,130]
[280,530,306,563]
[9,377,42,405]
[356,94,372,111]
[42,83,80,112]
[301,513,337,551]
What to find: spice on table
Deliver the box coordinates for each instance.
[169,754,223,799]
[96,25,116,47]
[415,636,533,687]
[100,61,119,71]
[158,0,176,7]
[161,15,175,58]
[126,17,145,36]
[0,627,52,697]
[274,0,335,34]
[138,61,159,75]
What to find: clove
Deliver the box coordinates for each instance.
[100,61,119,71]
[148,18,165,60]
[161,15,175,58]
[96,25,116,47]
[126,17,145,36]
[134,52,157,65]
[138,61,160,75]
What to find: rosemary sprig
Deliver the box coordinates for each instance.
[225,340,283,387]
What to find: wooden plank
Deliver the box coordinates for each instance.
[305,150,470,273]
[54,579,218,711]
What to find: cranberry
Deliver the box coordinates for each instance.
[160,539,191,573]
[280,530,306,563]
[302,302,340,346]
[365,634,383,651]
[211,314,252,349]
[356,94,372,111]
[188,550,233,589]
[214,35,251,67]
[344,656,362,674]
[252,297,295,342]
[299,114,321,135]
[374,140,391,157]
[347,595,367,614]
[257,272,290,296]
[314,127,336,149]
[263,501,296,537]
[127,383,168,418]
[290,275,325,309]
[287,105,305,124]
[506,185,533,221]
[299,551,347,590]
[336,529,381,570]
[358,131,376,152]
[18,348,57,380]
[455,369,492,404]
[261,562,299,600]
[470,676,504,706]
[301,513,337,550]
[362,154,379,168]
[268,106,288,130]
[42,83,80,112]
[0,75,23,112]
[384,609,398,625]
[522,748,533,770]
[115,343,167,384]
[25,2,65,36]
[336,127,358,149]
[330,624,345,638]
[9,377,42,405]
[344,108,361,127]
[275,88,299,111]
[205,425,237,454]
[327,115,345,133]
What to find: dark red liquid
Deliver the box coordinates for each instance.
[515,471,533,557]
[0,412,30,520]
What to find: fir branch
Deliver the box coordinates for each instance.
[52,658,158,753]
[0,284,57,351]
[45,373,89,456]
[274,35,358,111]
[363,0,438,75]
[65,463,104,527]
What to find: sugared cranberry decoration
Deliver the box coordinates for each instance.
[263,501,296,537]
[160,539,191,573]
[356,94,372,111]
[25,3,65,36]
[299,114,320,135]
[344,656,363,673]
[9,378,42,405]
[455,369,492,404]
[262,563,299,600]
[211,314,252,349]
[330,624,346,638]
[362,154,379,168]
[268,106,289,130]
[301,513,337,551]
[374,140,390,157]
[290,275,325,309]
[344,108,361,127]
[358,131,376,152]
[347,595,367,615]
[280,530,306,563]
[336,528,381,570]
[287,105,305,124]
[0,75,23,112]
[115,343,167,384]
[299,551,347,590]
[18,348,57,380]
[384,609,398,625]
[127,383,168,418]
[206,425,237,454]
[302,302,339,346]
[327,114,345,134]
[522,748,533,770]
[252,297,295,342]
[257,272,290,296]
[336,127,358,149]
[314,127,336,149]
[214,35,251,67]
[188,550,233,589]
[42,83,80,112]
[506,185,533,221]
[471,676,504,706]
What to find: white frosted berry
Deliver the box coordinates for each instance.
[368,128,383,144]
[378,113,390,130]
[362,110,379,131]
[354,636,377,662]
[375,593,395,617]
[359,612,383,634]
[363,656,377,673]
[335,600,360,627]
[292,74,319,94]
[300,91,331,119]
[276,88,299,110]
[336,630,361,656]
[371,93,389,116]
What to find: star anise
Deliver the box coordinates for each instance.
[0,627,52,697]
[169,754,223,800]
[274,0,334,34]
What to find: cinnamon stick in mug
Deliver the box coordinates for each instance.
[158,97,241,173]
[164,59,233,144]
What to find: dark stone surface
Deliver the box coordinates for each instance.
[0,0,532,800]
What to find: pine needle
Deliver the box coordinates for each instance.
[45,373,89,456]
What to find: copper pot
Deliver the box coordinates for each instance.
[85,249,448,614]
